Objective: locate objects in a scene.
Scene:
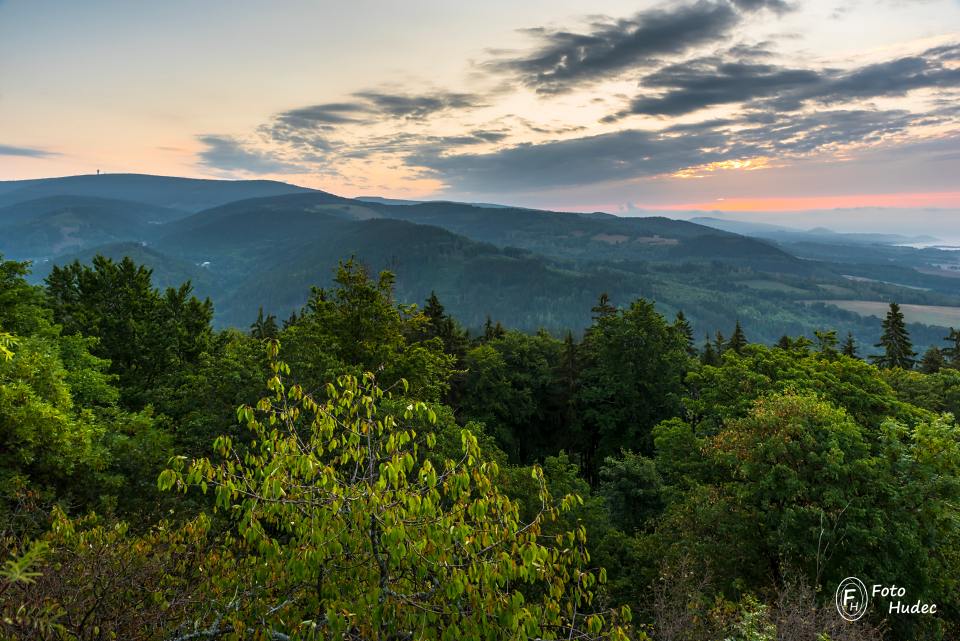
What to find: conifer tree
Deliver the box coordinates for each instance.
[920,346,945,374]
[943,328,960,368]
[815,329,838,357]
[728,320,747,354]
[482,315,506,342]
[702,333,720,365]
[420,291,467,358]
[842,332,858,358]
[673,311,696,357]
[872,302,916,369]
[250,306,279,339]
[714,330,726,356]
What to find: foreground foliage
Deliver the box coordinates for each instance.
[3,252,960,640]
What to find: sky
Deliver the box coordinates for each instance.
[1,0,959,214]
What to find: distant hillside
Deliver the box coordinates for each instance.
[0,196,182,260]
[0,174,313,212]
[364,201,808,272]
[28,241,221,301]
[4,173,958,350]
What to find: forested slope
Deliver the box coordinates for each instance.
[3,253,960,639]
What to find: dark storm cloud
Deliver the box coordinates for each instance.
[615,42,960,117]
[196,135,300,174]
[486,0,789,93]
[0,143,58,158]
[412,106,928,193]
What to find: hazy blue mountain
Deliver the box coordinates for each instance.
[0,174,313,212]
[0,196,184,260]
[356,196,528,209]
[692,216,937,245]
[0,195,184,225]
[368,201,802,269]
[4,173,958,350]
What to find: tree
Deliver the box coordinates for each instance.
[673,311,696,357]
[0,256,51,337]
[0,330,15,361]
[591,293,616,320]
[280,260,455,402]
[702,334,720,366]
[727,321,747,354]
[814,329,838,357]
[250,306,278,339]
[943,328,960,368]
[684,343,903,433]
[652,392,960,639]
[481,315,506,342]
[872,302,916,369]
[599,451,663,534]
[842,331,858,358]
[920,346,946,374]
[577,299,691,480]
[713,330,726,356]
[459,331,571,463]
[45,256,214,407]
[160,341,630,639]
[418,291,468,360]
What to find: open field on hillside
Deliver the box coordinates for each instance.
[810,300,960,327]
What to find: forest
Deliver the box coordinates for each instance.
[2,252,960,641]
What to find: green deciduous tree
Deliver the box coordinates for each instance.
[160,341,630,639]
[281,260,455,402]
[45,256,214,408]
[576,299,691,481]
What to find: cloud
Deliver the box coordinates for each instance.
[626,58,820,116]
[615,42,960,117]
[810,53,960,103]
[0,143,58,158]
[269,90,482,135]
[260,89,486,156]
[275,102,372,127]
[352,90,483,119]
[411,106,930,193]
[196,135,300,174]
[486,0,789,93]
[410,128,729,191]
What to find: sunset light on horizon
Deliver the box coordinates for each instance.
[1,0,958,216]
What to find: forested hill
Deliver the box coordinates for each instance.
[4,174,960,351]
[0,173,313,212]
